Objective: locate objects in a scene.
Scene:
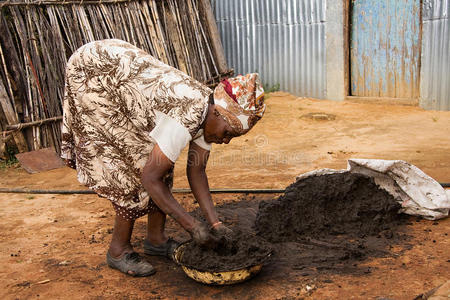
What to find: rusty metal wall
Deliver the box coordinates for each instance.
[420,0,450,110]
[212,0,326,98]
[350,0,421,98]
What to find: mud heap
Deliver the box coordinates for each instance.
[179,229,272,272]
[182,172,409,275]
[256,172,404,242]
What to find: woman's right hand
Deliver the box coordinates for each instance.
[190,221,214,246]
[211,223,232,238]
[190,221,234,249]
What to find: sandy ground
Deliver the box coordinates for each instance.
[1,93,449,299]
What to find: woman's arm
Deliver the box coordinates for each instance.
[186,142,220,226]
[141,144,197,232]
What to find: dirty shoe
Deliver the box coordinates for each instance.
[106,251,156,277]
[143,238,180,260]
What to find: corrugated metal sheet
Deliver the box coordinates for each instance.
[212,0,326,98]
[350,0,421,98]
[420,0,450,110]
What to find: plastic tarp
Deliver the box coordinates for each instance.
[296,159,450,220]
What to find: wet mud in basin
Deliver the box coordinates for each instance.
[179,230,273,272]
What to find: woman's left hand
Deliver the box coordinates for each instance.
[211,222,232,237]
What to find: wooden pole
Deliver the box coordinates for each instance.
[198,0,228,74]
[6,116,62,131]
[0,0,133,7]
[0,80,28,152]
[0,16,28,119]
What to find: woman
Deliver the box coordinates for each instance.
[61,39,265,276]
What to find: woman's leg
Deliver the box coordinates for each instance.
[108,214,135,258]
[146,209,168,246]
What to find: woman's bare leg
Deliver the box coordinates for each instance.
[146,209,168,246]
[108,214,135,258]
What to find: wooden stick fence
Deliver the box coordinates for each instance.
[6,116,63,130]
[0,0,231,156]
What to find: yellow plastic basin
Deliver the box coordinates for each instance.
[173,242,270,285]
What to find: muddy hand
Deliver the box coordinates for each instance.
[211,223,232,237]
[211,223,234,245]
[190,221,218,248]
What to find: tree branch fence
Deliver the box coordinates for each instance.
[0,0,231,158]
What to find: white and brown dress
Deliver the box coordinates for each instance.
[61,39,212,220]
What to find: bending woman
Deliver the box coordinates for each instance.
[61,39,265,276]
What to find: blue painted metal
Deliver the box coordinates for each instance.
[350,0,421,98]
[420,0,450,110]
[212,0,326,99]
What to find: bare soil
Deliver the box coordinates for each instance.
[1,93,449,299]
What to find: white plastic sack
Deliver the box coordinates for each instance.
[296,159,450,220]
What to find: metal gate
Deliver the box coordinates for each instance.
[350,0,421,99]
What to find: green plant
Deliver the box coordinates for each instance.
[263,83,280,93]
[0,145,19,169]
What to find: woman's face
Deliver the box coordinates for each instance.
[203,106,238,144]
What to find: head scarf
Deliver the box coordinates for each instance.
[213,73,265,136]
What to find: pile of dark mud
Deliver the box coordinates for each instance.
[256,173,405,242]
[251,172,410,274]
[186,173,410,276]
[179,229,272,272]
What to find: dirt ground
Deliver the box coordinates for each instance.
[1,93,449,299]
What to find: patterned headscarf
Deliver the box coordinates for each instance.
[213,73,265,136]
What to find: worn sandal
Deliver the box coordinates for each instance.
[143,238,180,259]
[106,251,156,277]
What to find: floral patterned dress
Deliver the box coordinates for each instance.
[61,39,212,220]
